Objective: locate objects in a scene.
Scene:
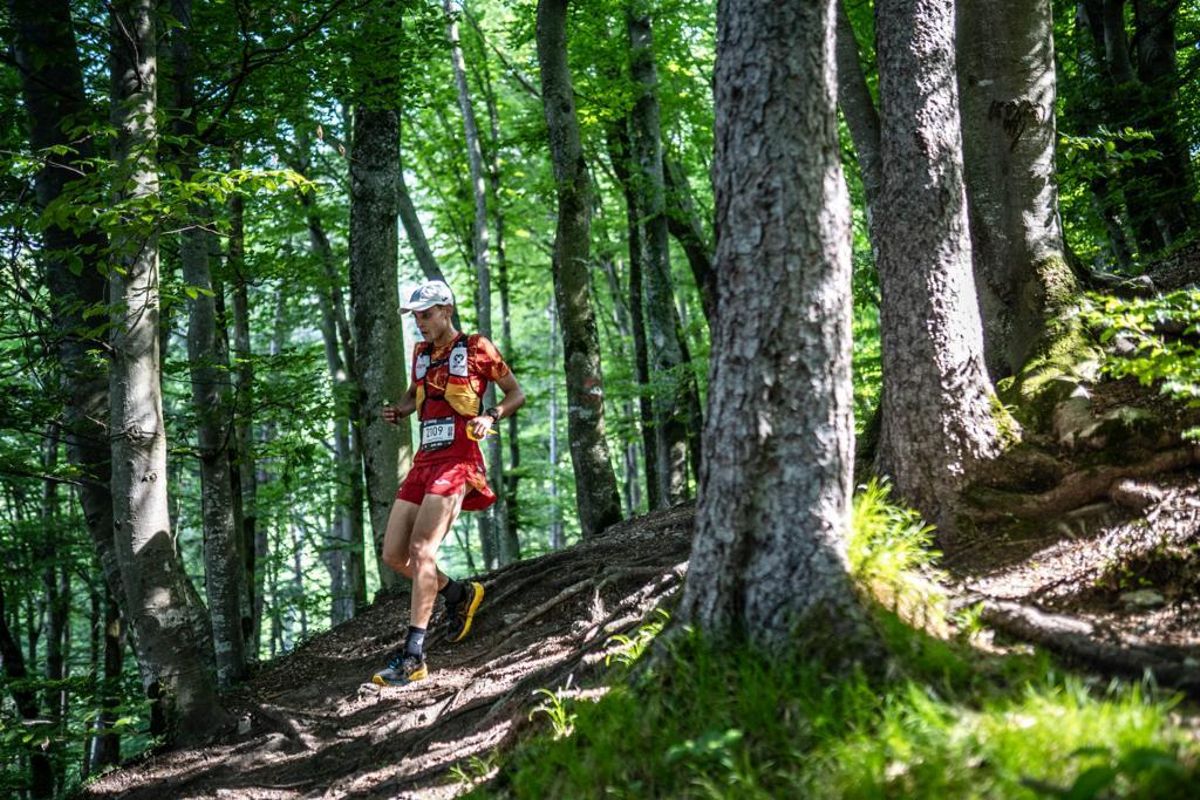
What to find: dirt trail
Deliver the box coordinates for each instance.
[83,505,693,799]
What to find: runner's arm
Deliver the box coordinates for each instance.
[382,382,418,424]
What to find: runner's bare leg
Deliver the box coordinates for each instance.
[407,491,465,628]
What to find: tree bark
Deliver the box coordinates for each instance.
[0,585,54,798]
[607,124,660,511]
[680,0,872,657]
[477,45,524,552]
[834,0,883,217]
[109,0,225,743]
[957,0,1076,380]
[350,15,411,586]
[39,425,67,792]
[547,298,565,549]
[10,0,122,618]
[536,0,623,538]
[662,154,716,324]
[170,0,247,687]
[91,585,122,771]
[446,0,512,566]
[227,156,263,653]
[304,183,366,623]
[627,8,690,507]
[874,0,1004,539]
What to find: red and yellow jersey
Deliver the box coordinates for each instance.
[411,333,510,472]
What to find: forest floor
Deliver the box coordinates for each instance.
[81,506,694,799]
[80,384,1200,799]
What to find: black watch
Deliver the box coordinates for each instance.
[484,406,501,422]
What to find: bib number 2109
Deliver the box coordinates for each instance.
[420,417,455,452]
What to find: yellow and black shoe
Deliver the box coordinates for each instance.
[447,581,485,643]
[371,650,427,686]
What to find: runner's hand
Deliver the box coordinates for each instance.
[467,415,495,441]
[382,404,401,424]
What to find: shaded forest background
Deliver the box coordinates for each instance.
[1,0,1198,796]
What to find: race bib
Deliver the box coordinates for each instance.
[420,416,456,451]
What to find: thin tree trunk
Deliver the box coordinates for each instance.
[547,299,564,549]
[474,20,524,550]
[170,0,247,686]
[227,152,262,654]
[109,0,224,742]
[874,0,1004,540]
[311,222,360,622]
[91,584,122,772]
[606,124,660,511]
[834,0,883,219]
[600,258,643,515]
[627,9,689,507]
[446,0,512,566]
[40,425,66,793]
[661,155,716,324]
[958,0,1076,380]
[681,0,873,657]
[536,0,624,538]
[0,585,54,798]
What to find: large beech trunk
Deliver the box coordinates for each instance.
[874,0,1003,538]
[680,0,872,656]
[536,0,623,538]
[109,0,224,743]
[958,0,1075,380]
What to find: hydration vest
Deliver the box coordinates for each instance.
[413,334,483,421]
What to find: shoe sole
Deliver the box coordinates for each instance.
[450,582,485,643]
[371,665,428,687]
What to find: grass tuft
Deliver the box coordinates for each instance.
[471,490,1199,799]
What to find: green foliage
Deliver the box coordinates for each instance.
[475,489,1198,799]
[849,480,946,631]
[1076,291,1200,436]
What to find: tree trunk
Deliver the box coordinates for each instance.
[536,0,624,538]
[40,425,67,793]
[170,0,247,686]
[91,584,122,772]
[1130,0,1196,241]
[627,9,691,507]
[607,124,660,511]
[446,0,512,566]
[547,299,565,549]
[227,159,263,654]
[109,0,224,743]
[834,0,883,217]
[874,0,1004,538]
[600,257,643,516]
[680,0,872,657]
[350,103,410,588]
[0,585,54,798]
[308,201,363,623]
[475,25,524,549]
[10,0,121,615]
[661,154,716,324]
[957,0,1076,380]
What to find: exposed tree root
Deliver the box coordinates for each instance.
[967,446,1200,522]
[975,598,1200,694]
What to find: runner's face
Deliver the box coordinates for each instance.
[413,305,453,340]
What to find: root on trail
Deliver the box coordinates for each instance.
[966,446,1200,522]
[976,598,1200,694]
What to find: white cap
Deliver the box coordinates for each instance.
[400,280,454,313]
